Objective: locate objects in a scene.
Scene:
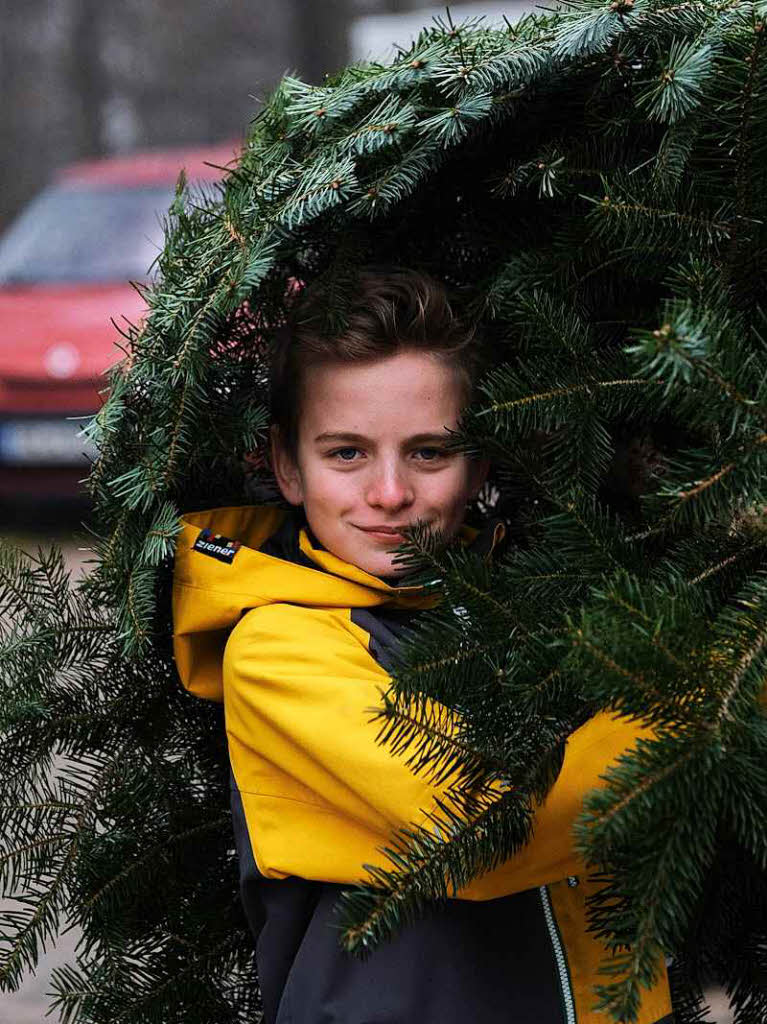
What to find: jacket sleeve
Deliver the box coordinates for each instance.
[223,602,654,900]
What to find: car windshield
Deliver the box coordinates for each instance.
[0,184,176,285]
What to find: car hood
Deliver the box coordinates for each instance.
[0,283,147,382]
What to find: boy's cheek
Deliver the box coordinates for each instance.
[301,467,356,516]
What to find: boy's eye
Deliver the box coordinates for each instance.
[330,447,361,461]
[327,446,448,462]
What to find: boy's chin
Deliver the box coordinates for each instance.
[347,542,411,580]
[356,552,409,579]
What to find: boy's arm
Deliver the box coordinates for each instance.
[456,709,648,899]
[222,602,650,899]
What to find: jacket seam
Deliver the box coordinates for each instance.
[235,786,376,817]
[233,786,418,843]
[235,786,332,806]
[174,579,270,602]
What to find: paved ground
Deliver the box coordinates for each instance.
[0,925,80,1024]
[0,511,736,1023]
[1,512,90,1024]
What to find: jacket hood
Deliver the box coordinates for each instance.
[173,504,505,701]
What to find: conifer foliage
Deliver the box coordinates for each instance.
[2,3,767,1021]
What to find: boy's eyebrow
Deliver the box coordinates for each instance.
[313,431,453,445]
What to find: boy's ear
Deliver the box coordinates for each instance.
[270,425,304,505]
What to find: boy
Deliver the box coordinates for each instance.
[172,269,672,1023]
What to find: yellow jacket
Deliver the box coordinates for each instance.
[173,504,672,1024]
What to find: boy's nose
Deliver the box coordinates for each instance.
[365,465,415,511]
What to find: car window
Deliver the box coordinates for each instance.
[0,185,178,285]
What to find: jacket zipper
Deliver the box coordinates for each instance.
[539,884,577,1024]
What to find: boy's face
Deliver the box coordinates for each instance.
[271,349,489,578]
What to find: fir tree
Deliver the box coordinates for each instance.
[2,3,767,1021]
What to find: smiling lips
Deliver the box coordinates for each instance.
[354,524,408,540]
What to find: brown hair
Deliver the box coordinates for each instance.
[270,267,485,459]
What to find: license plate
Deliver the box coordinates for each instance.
[0,418,97,466]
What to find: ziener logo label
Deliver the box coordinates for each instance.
[192,528,242,564]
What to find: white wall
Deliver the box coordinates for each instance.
[350,2,533,63]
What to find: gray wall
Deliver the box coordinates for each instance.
[0,0,362,229]
[0,1,535,230]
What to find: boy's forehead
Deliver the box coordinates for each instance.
[299,351,465,434]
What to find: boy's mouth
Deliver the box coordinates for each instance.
[354,525,408,541]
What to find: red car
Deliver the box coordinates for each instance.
[0,141,240,500]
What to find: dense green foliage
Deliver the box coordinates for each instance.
[2,2,767,1021]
